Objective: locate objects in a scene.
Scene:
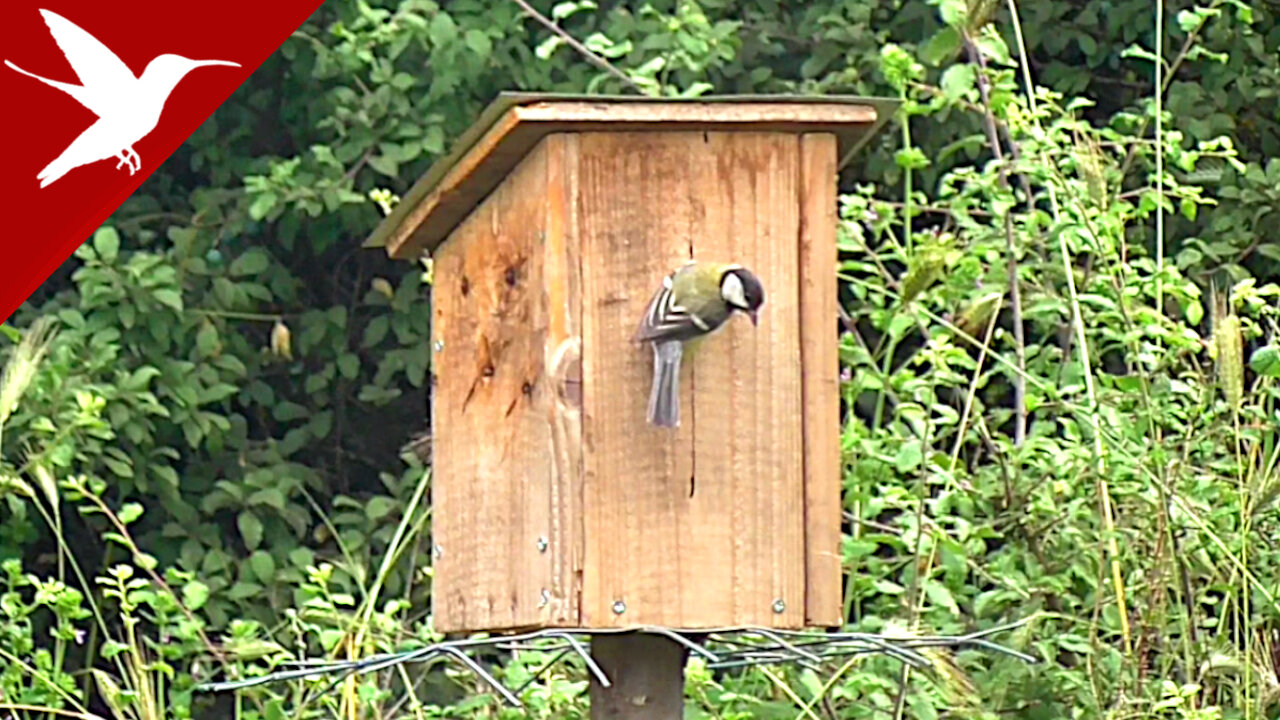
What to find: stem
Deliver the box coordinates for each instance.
[962,32,1027,446]
[1055,227,1134,656]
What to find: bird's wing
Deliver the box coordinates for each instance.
[37,10,136,114]
[634,272,712,344]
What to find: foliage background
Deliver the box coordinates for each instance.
[3,0,1280,718]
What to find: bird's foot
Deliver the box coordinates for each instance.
[115,148,140,175]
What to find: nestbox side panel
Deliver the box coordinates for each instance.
[578,131,807,628]
[799,133,844,627]
[431,140,566,633]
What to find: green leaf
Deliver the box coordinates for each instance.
[894,147,931,170]
[248,550,276,583]
[248,487,286,510]
[934,0,967,28]
[104,456,134,478]
[464,29,491,57]
[230,248,271,276]
[939,64,975,101]
[365,496,396,521]
[318,628,345,651]
[238,511,264,550]
[368,154,399,177]
[362,316,389,348]
[535,35,565,60]
[1120,43,1163,66]
[248,192,277,221]
[196,321,220,357]
[182,580,210,610]
[228,581,263,600]
[289,547,314,569]
[924,579,961,615]
[94,227,120,264]
[894,440,923,472]
[273,402,309,422]
[1249,346,1280,377]
[118,502,144,524]
[153,288,184,312]
[337,353,360,379]
[919,27,961,65]
[428,12,457,46]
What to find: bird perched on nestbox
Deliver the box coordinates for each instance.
[635,261,766,427]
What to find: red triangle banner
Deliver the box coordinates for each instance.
[0,0,326,322]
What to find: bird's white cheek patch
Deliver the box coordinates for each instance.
[721,272,747,309]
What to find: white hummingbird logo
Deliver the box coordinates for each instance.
[4,9,240,188]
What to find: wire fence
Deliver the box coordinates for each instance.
[199,619,1037,708]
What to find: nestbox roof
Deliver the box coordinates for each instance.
[363,92,897,259]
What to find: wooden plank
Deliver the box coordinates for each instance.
[692,133,805,629]
[384,101,882,259]
[430,140,558,633]
[798,133,843,627]
[542,134,584,626]
[579,131,806,628]
[516,100,876,127]
[579,132,696,628]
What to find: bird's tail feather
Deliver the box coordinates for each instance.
[647,341,683,427]
[37,158,72,188]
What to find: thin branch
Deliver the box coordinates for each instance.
[509,0,648,95]
[963,31,1028,447]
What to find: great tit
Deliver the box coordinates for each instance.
[634,261,766,427]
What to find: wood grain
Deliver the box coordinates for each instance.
[579,131,806,628]
[798,134,843,627]
[542,134,585,626]
[431,138,569,633]
[384,100,881,259]
[579,132,696,628]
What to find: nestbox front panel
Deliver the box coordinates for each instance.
[578,131,809,628]
[428,121,845,633]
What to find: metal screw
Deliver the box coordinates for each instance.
[433,340,445,353]
[772,599,786,614]
[433,544,444,559]
[538,589,550,608]
[612,600,626,615]
[536,536,548,553]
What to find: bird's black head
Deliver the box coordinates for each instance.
[720,266,766,325]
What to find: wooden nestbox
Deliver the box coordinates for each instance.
[365,93,893,634]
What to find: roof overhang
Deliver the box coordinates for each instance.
[364,92,899,259]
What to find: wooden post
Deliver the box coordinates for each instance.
[589,633,688,719]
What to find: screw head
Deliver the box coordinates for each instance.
[432,544,444,559]
[536,536,548,553]
[772,599,786,614]
[433,340,445,353]
[611,600,626,615]
[538,589,550,608]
